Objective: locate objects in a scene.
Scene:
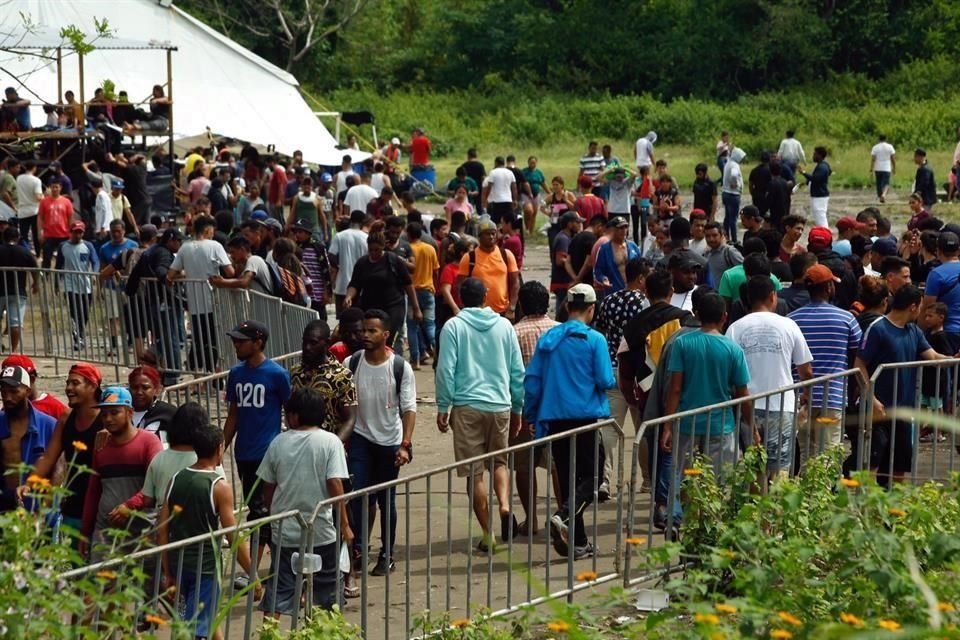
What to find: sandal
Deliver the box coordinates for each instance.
[517,520,539,537]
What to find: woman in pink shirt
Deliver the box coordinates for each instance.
[443,185,474,220]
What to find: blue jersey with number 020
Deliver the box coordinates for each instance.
[226,359,292,461]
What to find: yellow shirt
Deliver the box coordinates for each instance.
[410,240,439,293]
[457,246,519,313]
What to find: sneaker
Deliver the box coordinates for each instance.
[233,573,250,591]
[598,482,611,503]
[573,542,596,560]
[653,504,668,531]
[550,512,569,557]
[370,556,395,576]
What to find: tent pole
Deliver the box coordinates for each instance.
[56,47,62,104]
[78,52,85,116]
[167,48,175,191]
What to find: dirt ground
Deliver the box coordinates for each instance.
[28,189,957,638]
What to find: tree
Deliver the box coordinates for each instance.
[179,0,372,72]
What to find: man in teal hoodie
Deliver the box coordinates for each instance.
[524,283,616,559]
[436,277,525,552]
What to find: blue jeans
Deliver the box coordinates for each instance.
[348,433,400,559]
[721,192,740,243]
[406,288,436,362]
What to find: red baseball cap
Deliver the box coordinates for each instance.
[804,264,841,285]
[808,226,833,246]
[836,216,865,233]
[2,354,36,375]
[578,174,594,189]
[70,220,86,232]
[69,362,102,386]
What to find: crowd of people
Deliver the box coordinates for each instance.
[1,124,959,637]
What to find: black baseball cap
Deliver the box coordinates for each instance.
[160,228,184,243]
[667,252,703,271]
[939,231,960,253]
[291,218,314,232]
[227,320,269,342]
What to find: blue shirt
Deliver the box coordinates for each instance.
[98,239,138,290]
[0,402,57,477]
[789,302,862,409]
[925,261,960,334]
[860,317,931,408]
[226,359,292,461]
[667,331,750,436]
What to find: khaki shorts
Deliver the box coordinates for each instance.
[450,406,509,477]
[103,288,124,320]
[508,422,548,476]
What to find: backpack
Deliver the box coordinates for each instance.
[269,262,309,306]
[347,351,406,399]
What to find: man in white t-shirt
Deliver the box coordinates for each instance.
[334,155,356,198]
[346,308,415,577]
[343,173,378,216]
[15,160,42,254]
[725,275,813,479]
[870,135,896,203]
[634,131,657,170]
[481,156,517,224]
[92,178,113,240]
[166,215,235,372]
[328,209,369,317]
[777,130,805,173]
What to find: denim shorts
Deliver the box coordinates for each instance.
[0,295,26,328]
[179,572,220,638]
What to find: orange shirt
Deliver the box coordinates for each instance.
[410,239,439,292]
[458,246,519,313]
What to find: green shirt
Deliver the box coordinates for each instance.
[522,168,546,196]
[0,172,17,207]
[446,177,478,195]
[166,467,224,576]
[717,265,781,300]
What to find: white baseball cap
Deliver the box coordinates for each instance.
[567,283,597,305]
[390,137,401,145]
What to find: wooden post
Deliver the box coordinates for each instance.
[56,47,62,103]
[77,52,85,115]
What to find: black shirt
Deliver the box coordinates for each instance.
[0,242,37,295]
[748,163,772,212]
[691,178,716,213]
[461,160,486,190]
[349,253,411,311]
[915,164,937,207]
[569,230,596,280]
[766,176,791,229]
[122,163,151,217]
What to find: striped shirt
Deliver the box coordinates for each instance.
[788,301,862,409]
[514,314,559,366]
[579,153,604,180]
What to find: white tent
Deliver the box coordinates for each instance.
[0,0,365,166]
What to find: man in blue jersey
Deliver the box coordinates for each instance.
[98,220,137,357]
[223,320,292,564]
[788,264,862,470]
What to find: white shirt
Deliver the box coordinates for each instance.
[15,173,42,218]
[328,227,368,295]
[370,172,389,194]
[94,191,112,233]
[725,311,813,412]
[777,138,805,165]
[689,237,708,256]
[353,353,416,446]
[334,169,355,196]
[483,167,516,203]
[344,184,378,215]
[871,142,896,172]
[170,238,232,314]
[722,160,743,195]
[635,137,654,168]
[670,288,696,312]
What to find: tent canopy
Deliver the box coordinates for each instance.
[0,0,364,166]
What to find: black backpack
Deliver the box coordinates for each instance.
[347,351,406,399]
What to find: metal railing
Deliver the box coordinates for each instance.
[0,267,316,380]
[59,419,624,639]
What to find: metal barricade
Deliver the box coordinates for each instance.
[59,419,623,639]
[861,358,960,486]
[622,369,867,588]
[0,267,316,381]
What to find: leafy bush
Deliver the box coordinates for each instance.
[637,447,960,639]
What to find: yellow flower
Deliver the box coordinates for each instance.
[72,440,88,452]
[143,614,167,627]
[939,602,956,613]
[26,473,50,489]
[877,619,901,631]
[576,570,598,582]
[777,611,802,627]
[546,620,571,633]
[450,619,470,629]
[694,613,720,625]
[840,612,864,627]
[719,549,737,559]
[715,603,738,615]
[840,478,860,488]
[770,631,793,640]
[625,536,646,546]
[172,505,184,515]
[95,570,117,581]
[888,508,906,518]
[683,468,702,477]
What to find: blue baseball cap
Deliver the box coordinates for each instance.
[320,172,333,183]
[96,386,133,408]
[111,179,125,190]
[250,210,269,222]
